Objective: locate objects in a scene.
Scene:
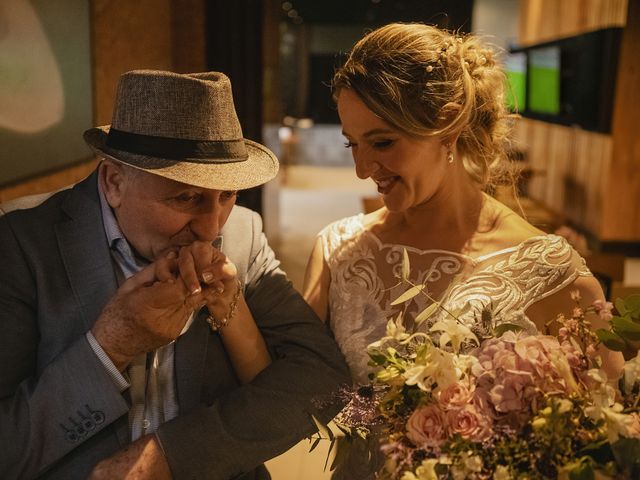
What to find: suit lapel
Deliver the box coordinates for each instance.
[55,172,117,330]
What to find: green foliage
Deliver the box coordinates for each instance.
[599,294,640,356]
[493,322,524,337]
[596,328,627,352]
[611,437,640,479]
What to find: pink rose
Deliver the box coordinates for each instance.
[438,382,475,410]
[446,404,493,442]
[406,405,448,448]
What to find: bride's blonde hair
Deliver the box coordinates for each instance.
[333,22,513,189]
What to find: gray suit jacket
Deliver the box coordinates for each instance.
[0,172,349,479]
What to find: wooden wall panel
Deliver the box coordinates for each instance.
[515,0,640,245]
[92,0,173,125]
[0,0,206,203]
[602,0,640,241]
[519,0,627,45]
[514,118,612,235]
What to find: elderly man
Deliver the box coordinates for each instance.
[0,70,349,479]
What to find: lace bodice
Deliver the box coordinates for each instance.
[320,214,592,384]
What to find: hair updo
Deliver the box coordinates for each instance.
[332,22,513,188]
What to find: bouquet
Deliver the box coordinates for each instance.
[318,252,640,480]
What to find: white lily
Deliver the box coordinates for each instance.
[430,317,478,353]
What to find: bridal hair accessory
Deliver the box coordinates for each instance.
[206,280,243,332]
[84,70,278,191]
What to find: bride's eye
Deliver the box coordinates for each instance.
[372,139,394,149]
[344,141,356,149]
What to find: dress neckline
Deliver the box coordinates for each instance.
[350,213,558,265]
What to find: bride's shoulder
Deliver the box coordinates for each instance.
[318,213,367,247]
[486,196,548,250]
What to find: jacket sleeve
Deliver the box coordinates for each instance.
[156,210,351,479]
[0,214,130,479]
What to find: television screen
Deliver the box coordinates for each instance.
[528,46,561,115]
[517,28,621,133]
[504,51,527,112]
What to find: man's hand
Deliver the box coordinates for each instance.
[91,252,204,371]
[88,435,171,480]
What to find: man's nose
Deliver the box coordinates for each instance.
[190,206,222,242]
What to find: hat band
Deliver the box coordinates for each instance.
[106,128,248,162]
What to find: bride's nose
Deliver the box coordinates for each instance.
[354,154,381,180]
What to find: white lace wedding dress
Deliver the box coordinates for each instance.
[320,214,593,385]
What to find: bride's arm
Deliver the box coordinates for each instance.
[526,275,624,380]
[303,236,331,322]
[175,243,271,384]
[210,283,272,384]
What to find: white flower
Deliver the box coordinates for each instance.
[548,350,580,393]
[464,454,483,472]
[404,347,458,392]
[451,451,482,480]
[493,465,512,480]
[430,317,478,353]
[556,398,573,415]
[585,369,617,419]
[623,351,640,394]
[401,458,439,480]
[600,403,638,442]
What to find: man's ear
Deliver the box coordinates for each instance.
[99,160,128,208]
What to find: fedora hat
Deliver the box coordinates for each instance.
[84,70,278,191]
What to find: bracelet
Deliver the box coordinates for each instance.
[206,280,243,332]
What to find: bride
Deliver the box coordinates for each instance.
[303,22,621,416]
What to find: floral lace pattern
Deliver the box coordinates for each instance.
[320,214,592,384]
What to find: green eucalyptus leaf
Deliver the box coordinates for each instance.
[309,436,322,453]
[450,302,472,318]
[596,328,627,351]
[402,248,410,281]
[415,302,440,325]
[367,353,388,366]
[494,323,524,337]
[325,437,336,471]
[335,423,353,437]
[390,284,425,306]
[611,316,640,341]
[615,298,627,316]
[567,458,595,480]
[622,294,640,318]
[311,415,334,441]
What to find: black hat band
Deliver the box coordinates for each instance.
[106,128,248,163]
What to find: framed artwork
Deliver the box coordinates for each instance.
[0,0,93,185]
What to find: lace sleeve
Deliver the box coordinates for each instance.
[518,235,592,310]
[319,214,364,265]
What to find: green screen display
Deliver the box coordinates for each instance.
[505,52,527,112]
[528,46,561,115]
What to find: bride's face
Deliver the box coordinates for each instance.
[337,88,449,212]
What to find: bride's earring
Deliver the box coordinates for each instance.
[446,144,454,164]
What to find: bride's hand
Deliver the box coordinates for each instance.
[175,240,241,322]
